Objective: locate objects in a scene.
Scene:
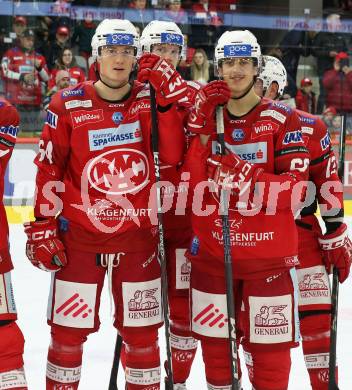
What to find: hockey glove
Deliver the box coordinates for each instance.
[207,152,264,196]
[137,53,188,106]
[187,81,231,135]
[318,223,352,283]
[24,219,67,272]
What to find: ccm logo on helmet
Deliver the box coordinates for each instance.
[31,229,57,241]
[224,44,252,57]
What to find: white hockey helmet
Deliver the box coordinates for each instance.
[259,55,287,96]
[91,19,140,57]
[140,21,184,57]
[214,30,262,73]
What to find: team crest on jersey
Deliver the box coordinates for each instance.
[320,133,330,150]
[283,130,303,144]
[70,109,104,128]
[251,120,278,139]
[87,148,149,195]
[231,128,245,141]
[112,112,124,124]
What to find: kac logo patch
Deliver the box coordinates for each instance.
[232,128,245,141]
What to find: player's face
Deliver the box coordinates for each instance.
[151,44,180,68]
[254,78,264,97]
[58,77,70,89]
[98,45,136,87]
[219,57,257,97]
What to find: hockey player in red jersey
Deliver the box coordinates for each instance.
[23,19,186,390]
[0,99,27,389]
[1,29,49,107]
[184,30,310,389]
[139,21,200,389]
[255,55,352,390]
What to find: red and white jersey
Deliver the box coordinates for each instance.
[161,80,201,232]
[34,81,185,253]
[49,66,86,89]
[1,47,49,105]
[185,98,310,279]
[0,99,19,270]
[296,110,343,221]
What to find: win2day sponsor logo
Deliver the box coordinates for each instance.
[252,120,279,139]
[88,121,142,151]
[70,109,104,128]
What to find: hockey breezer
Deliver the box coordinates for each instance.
[150,85,174,389]
[216,106,240,390]
[328,114,347,390]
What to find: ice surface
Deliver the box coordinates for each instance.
[9,222,352,389]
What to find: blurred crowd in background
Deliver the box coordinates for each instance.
[1,0,352,139]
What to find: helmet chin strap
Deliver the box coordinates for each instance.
[99,76,130,90]
[231,79,255,100]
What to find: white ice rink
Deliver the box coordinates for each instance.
[8,222,352,390]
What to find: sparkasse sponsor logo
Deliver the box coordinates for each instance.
[70,109,104,128]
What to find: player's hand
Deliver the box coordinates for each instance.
[207,152,264,196]
[137,53,188,106]
[187,81,231,135]
[24,219,67,272]
[318,223,352,283]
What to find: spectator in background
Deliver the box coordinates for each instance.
[186,48,214,85]
[12,16,27,39]
[43,69,70,110]
[322,105,337,136]
[295,77,316,114]
[312,13,349,112]
[323,52,352,114]
[49,47,85,89]
[129,0,148,30]
[189,0,223,58]
[162,0,188,26]
[71,13,96,61]
[279,22,314,97]
[46,25,71,70]
[1,29,49,133]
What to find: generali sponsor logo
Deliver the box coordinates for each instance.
[299,272,329,299]
[251,120,279,139]
[254,304,289,336]
[70,109,104,128]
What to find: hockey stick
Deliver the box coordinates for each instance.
[108,333,122,390]
[216,106,240,390]
[150,85,174,389]
[328,114,347,390]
